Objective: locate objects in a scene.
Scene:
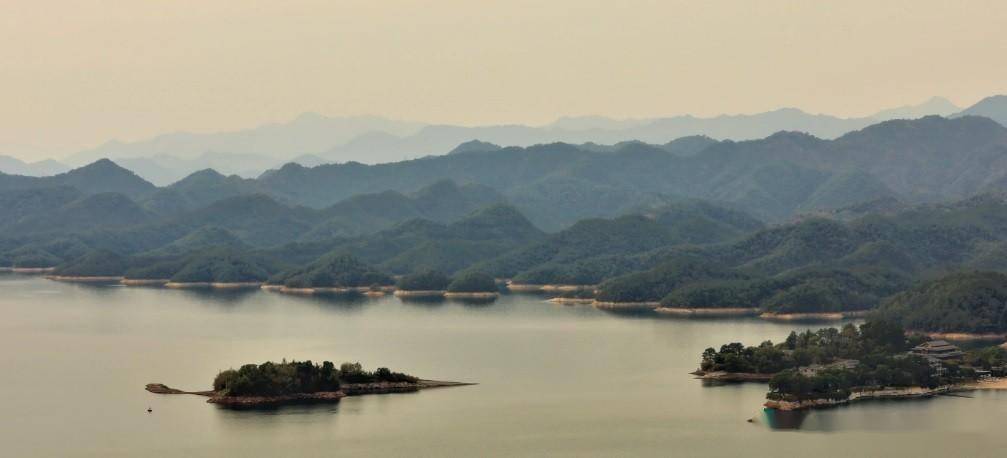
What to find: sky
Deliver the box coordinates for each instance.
[2,0,1006,160]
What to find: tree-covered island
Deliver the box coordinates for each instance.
[147,359,472,407]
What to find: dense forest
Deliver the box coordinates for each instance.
[874,271,1007,334]
[700,320,911,374]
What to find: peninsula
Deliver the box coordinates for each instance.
[695,320,1007,411]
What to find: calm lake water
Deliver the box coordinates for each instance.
[3,273,1007,457]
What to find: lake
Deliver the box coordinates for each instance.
[2,273,1006,457]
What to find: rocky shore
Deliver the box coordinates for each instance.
[764,386,954,411]
[691,370,774,382]
[764,379,1007,411]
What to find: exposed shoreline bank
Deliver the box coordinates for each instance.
[506,282,595,293]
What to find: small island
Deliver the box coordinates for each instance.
[695,320,1007,411]
[147,360,473,407]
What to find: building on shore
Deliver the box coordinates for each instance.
[910,340,966,360]
[910,340,965,377]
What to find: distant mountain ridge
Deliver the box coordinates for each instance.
[7,113,1007,230]
[26,96,980,184]
[953,94,1007,126]
[0,155,69,176]
[0,158,155,196]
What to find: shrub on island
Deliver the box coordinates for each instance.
[446,271,498,293]
[396,270,451,291]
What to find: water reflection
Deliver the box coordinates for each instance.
[763,408,809,430]
[398,296,448,308]
[275,291,373,312]
[175,287,260,305]
[446,296,498,307]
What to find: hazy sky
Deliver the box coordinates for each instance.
[2,0,1006,160]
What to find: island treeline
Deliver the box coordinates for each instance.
[213,360,418,397]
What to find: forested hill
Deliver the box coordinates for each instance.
[875,271,1007,334]
[574,194,1007,311]
[5,115,1007,229]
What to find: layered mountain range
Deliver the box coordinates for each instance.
[6,109,1007,331]
[6,95,1002,185]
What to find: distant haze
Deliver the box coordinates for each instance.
[2,0,1006,161]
